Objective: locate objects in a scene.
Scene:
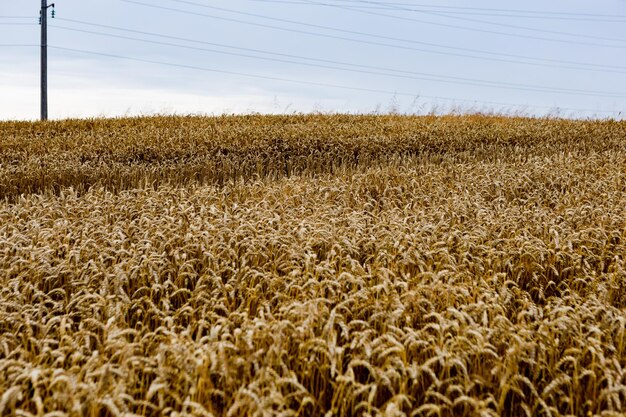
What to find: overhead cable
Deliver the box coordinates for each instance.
[47,44,622,115]
[119,0,626,74]
[245,0,626,22]
[161,0,626,47]
[49,21,626,98]
[321,0,626,43]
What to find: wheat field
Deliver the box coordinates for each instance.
[0,115,625,416]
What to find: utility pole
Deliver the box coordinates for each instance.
[40,1,54,121]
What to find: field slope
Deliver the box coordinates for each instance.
[0,115,625,416]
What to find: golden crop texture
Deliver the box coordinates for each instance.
[0,115,625,416]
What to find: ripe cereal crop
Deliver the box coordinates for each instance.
[0,114,625,416]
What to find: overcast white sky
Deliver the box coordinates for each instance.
[1,0,626,120]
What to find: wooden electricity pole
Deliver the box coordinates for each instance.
[40,1,54,121]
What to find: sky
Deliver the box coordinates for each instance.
[1,0,626,120]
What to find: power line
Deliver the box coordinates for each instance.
[47,44,622,115]
[65,17,626,86]
[245,0,626,22]
[120,0,626,74]
[297,0,626,47]
[303,0,626,18]
[368,10,626,23]
[328,0,626,43]
[48,22,626,99]
[0,16,34,19]
[0,44,37,47]
[162,0,626,47]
